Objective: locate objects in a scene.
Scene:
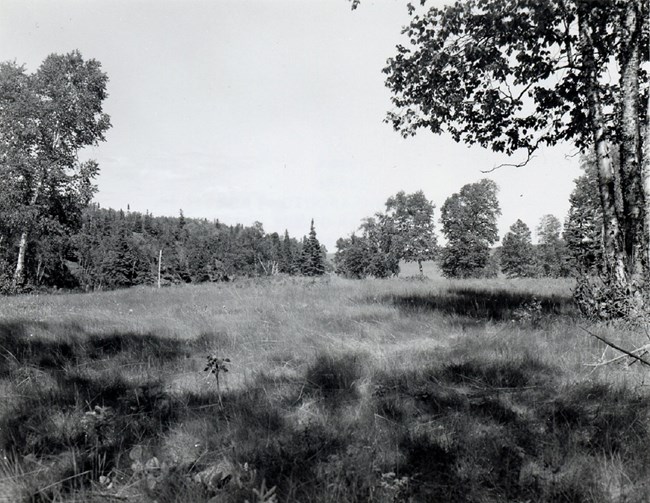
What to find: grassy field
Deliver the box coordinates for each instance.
[1,274,650,502]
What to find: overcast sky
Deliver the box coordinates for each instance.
[0,0,581,250]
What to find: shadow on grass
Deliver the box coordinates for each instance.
[376,287,575,322]
[3,319,650,502]
[0,320,230,376]
[373,356,650,502]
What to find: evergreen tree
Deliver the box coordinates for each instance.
[301,219,325,276]
[501,220,537,278]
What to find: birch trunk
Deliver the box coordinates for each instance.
[578,9,629,289]
[618,0,646,286]
[12,178,42,288]
[646,85,650,270]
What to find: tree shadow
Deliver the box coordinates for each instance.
[0,320,196,376]
[376,287,575,322]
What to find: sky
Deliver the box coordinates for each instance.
[0,0,582,250]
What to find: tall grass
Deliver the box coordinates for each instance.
[1,275,649,501]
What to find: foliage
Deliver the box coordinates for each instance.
[536,214,570,278]
[0,51,111,289]
[300,219,326,277]
[36,205,319,291]
[564,159,605,275]
[382,0,650,315]
[383,0,648,155]
[334,235,372,279]
[501,220,537,278]
[440,179,501,278]
[334,190,437,280]
[382,190,437,274]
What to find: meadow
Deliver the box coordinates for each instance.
[1,267,650,502]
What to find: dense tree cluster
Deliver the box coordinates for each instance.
[0,203,327,292]
[0,52,331,293]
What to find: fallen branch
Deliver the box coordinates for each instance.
[584,344,650,366]
[580,326,650,368]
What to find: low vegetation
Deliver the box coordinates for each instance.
[1,273,649,502]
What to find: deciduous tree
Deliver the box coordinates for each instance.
[382,190,437,275]
[0,51,111,289]
[501,220,537,278]
[440,179,501,278]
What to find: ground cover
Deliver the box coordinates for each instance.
[1,275,649,502]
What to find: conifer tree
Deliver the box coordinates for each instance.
[279,230,296,274]
[301,219,325,276]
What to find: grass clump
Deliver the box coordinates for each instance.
[304,352,364,402]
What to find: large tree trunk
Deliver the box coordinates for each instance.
[646,82,650,270]
[578,7,628,289]
[644,8,650,275]
[618,0,646,288]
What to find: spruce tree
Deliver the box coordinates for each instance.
[279,230,295,274]
[301,219,325,276]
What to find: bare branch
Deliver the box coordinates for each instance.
[584,343,650,366]
[579,326,650,368]
[481,147,537,173]
[564,148,582,159]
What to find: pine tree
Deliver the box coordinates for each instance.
[279,230,296,274]
[301,219,325,276]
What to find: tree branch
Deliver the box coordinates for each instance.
[579,326,650,367]
[481,146,537,173]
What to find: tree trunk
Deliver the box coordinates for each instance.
[618,0,646,287]
[646,80,650,270]
[12,231,28,289]
[12,177,43,289]
[578,9,628,289]
[644,8,650,275]
[418,259,423,275]
[158,249,162,289]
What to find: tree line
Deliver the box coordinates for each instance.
[0,202,328,292]
[335,172,604,280]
